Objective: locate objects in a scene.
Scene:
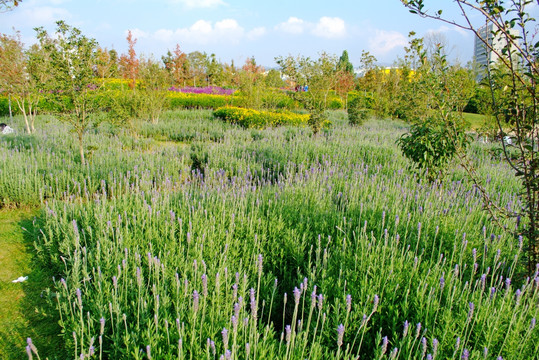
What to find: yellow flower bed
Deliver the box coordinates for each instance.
[213,106,309,128]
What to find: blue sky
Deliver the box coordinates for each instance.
[1,0,537,68]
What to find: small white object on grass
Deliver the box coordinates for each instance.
[1,125,15,134]
[12,276,28,283]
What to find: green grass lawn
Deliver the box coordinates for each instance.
[0,208,62,359]
[463,112,495,130]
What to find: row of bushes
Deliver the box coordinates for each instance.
[213,106,309,128]
[0,89,350,118]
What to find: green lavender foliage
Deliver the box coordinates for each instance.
[0,110,537,359]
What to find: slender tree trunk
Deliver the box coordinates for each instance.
[8,95,13,122]
[15,98,31,134]
[78,130,85,166]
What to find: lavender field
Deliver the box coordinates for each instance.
[0,110,537,359]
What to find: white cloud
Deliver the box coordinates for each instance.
[312,17,346,39]
[149,19,257,45]
[428,25,469,37]
[275,17,306,35]
[168,0,226,9]
[129,28,149,40]
[247,27,266,40]
[369,29,408,55]
[22,6,71,24]
[276,16,346,38]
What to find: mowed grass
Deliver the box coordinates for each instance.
[463,112,495,130]
[0,208,63,359]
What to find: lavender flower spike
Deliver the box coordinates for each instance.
[337,324,345,348]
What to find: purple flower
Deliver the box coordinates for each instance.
[403,320,409,337]
[381,336,388,354]
[346,294,352,313]
[468,302,474,321]
[76,288,82,306]
[415,322,421,338]
[222,328,229,349]
[146,345,151,359]
[201,274,208,297]
[373,294,379,311]
[390,347,398,359]
[193,290,200,312]
[285,324,291,343]
[432,338,439,355]
[318,294,324,311]
[293,287,301,305]
[337,324,345,347]
[455,337,460,351]
[530,318,536,330]
[257,254,263,274]
[462,349,469,360]
[100,317,105,335]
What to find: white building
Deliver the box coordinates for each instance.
[474,23,518,81]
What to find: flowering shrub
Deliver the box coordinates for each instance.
[213,106,309,128]
[167,92,246,110]
[169,86,236,96]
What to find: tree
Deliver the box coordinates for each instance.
[95,47,114,86]
[186,51,208,87]
[264,69,285,88]
[0,32,39,133]
[338,50,354,74]
[402,0,539,274]
[162,44,188,86]
[35,21,99,166]
[336,51,356,109]
[138,56,169,124]
[119,30,139,89]
[397,38,474,180]
[237,56,266,109]
[0,0,21,12]
[276,52,339,134]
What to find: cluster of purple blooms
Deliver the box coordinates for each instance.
[168,86,236,96]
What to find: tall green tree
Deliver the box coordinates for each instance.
[338,50,354,74]
[35,21,99,165]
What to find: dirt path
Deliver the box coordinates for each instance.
[0,209,62,359]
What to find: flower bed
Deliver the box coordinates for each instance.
[213,106,309,128]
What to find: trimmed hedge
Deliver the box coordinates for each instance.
[213,106,309,128]
[167,92,245,109]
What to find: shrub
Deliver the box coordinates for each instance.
[0,95,11,117]
[167,92,245,110]
[213,106,309,128]
[328,97,344,110]
[347,96,370,126]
